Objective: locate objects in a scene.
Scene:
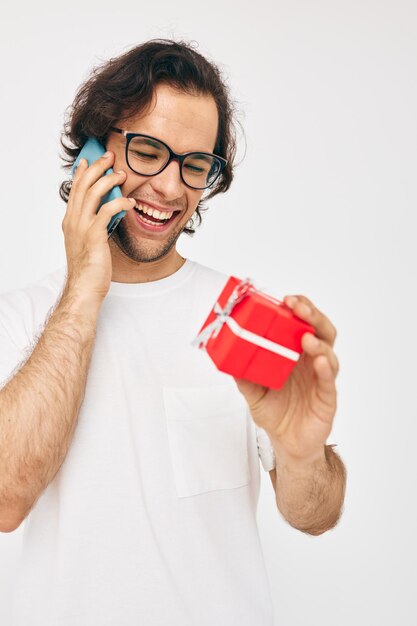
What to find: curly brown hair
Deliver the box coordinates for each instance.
[58,38,245,235]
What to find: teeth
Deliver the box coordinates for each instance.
[135,203,174,220]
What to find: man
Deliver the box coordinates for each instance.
[0,39,346,625]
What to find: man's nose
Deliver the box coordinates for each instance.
[149,159,184,198]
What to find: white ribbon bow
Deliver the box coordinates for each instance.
[190,277,301,362]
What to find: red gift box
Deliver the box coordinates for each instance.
[191,276,316,390]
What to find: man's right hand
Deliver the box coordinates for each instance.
[61,150,135,304]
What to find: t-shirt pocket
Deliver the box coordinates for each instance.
[162,384,250,498]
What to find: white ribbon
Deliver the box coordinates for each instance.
[190,277,300,362]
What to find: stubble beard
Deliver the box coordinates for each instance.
[109,210,192,263]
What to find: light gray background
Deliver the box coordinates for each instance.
[1,1,416,624]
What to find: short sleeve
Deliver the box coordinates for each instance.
[255,425,276,471]
[0,267,66,391]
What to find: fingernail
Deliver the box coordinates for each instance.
[286,296,298,307]
[103,151,112,158]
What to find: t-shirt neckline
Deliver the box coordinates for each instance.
[107,257,195,297]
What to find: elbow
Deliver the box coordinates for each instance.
[292,507,345,536]
[298,525,333,537]
[290,521,337,537]
[0,506,25,533]
[0,522,21,533]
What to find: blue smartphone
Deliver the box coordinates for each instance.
[71,138,126,238]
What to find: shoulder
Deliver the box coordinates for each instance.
[0,266,67,349]
[189,260,233,296]
[190,259,230,283]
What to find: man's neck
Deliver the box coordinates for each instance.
[109,248,186,284]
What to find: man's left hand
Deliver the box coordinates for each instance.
[233,294,339,463]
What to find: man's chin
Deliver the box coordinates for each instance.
[109,217,182,263]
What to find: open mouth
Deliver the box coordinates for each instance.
[133,206,181,232]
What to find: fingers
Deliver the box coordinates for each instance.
[301,332,339,378]
[284,294,337,347]
[91,196,135,241]
[72,151,114,192]
[300,331,338,414]
[70,152,127,222]
[62,157,89,229]
[78,169,128,231]
[63,150,135,241]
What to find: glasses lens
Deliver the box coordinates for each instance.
[127,136,222,189]
[128,136,168,174]
[182,154,222,189]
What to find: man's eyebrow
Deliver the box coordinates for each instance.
[139,136,214,158]
[142,138,164,149]
[188,153,213,162]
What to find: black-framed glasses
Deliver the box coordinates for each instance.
[110,126,227,190]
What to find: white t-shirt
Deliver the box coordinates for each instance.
[0,258,277,626]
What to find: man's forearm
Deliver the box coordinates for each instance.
[0,284,101,529]
[271,441,347,536]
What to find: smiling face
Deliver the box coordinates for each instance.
[105,82,219,282]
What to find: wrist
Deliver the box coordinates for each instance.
[270,439,327,474]
[60,283,103,323]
